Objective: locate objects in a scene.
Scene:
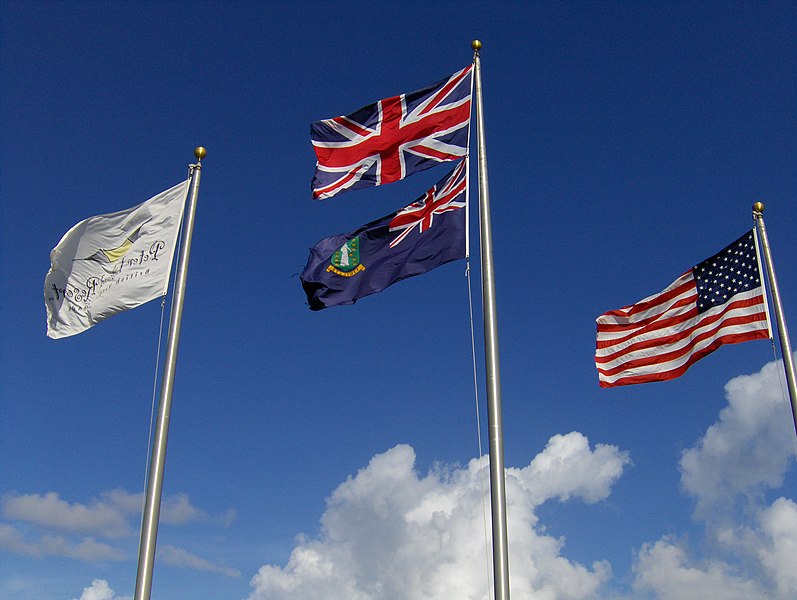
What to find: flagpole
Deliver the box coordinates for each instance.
[472,40,511,600]
[134,147,206,600]
[753,202,797,438]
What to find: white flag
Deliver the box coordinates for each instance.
[44,180,189,339]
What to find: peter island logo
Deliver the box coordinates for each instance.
[47,220,168,307]
[74,220,167,275]
[78,223,147,267]
[327,236,365,277]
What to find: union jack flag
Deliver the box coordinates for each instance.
[311,65,473,200]
[388,158,467,248]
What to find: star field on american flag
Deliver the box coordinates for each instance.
[694,232,762,314]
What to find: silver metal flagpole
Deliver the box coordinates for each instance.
[753,202,797,438]
[134,147,206,600]
[472,40,511,600]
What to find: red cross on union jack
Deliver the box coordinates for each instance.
[388,159,467,248]
[311,65,473,200]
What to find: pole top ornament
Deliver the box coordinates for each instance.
[753,201,765,214]
[194,147,207,160]
[471,40,482,52]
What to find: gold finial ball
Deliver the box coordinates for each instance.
[753,201,765,214]
[471,40,482,51]
[194,146,207,160]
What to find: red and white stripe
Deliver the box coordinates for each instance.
[596,271,769,387]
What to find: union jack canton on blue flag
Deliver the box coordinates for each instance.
[300,160,467,309]
[310,66,473,200]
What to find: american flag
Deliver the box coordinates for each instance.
[596,231,771,387]
[388,159,466,248]
[310,65,472,200]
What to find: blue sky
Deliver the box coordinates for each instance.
[1,2,796,599]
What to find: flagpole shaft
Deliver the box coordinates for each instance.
[134,149,205,600]
[473,41,511,600]
[753,203,797,438]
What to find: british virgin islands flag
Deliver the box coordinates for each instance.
[300,160,467,310]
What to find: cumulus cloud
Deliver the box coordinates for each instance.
[632,356,797,600]
[516,432,630,505]
[246,358,795,600]
[757,497,797,598]
[249,433,629,600]
[680,358,794,517]
[70,578,131,600]
[633,538,767,600]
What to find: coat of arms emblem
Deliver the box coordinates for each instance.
[327,235,365,277]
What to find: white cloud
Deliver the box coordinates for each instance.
[100,489,143,515]
[0,523,42,557]
[0,523,124,561]
[1,489,215,537]
[247,359,797,600]
[2,491,131,538]
[159,493,207,525]
[515,432,630,505]
[1,488,231,568]
[249,434,629,600]
[70,578,131,600]
[757,497,797,598]
[633,538,767,600]
[40,535,126,562]
[632,356,797,600]
[679,358,794,517]
[159,544,241,577]
[217,507,238,527]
